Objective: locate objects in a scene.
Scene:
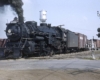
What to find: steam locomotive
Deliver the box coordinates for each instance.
[0,20,68,58]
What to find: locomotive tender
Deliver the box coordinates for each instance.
[0,10,88,58]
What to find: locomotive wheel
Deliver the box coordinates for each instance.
[45,47,51,56]
[39,52,47,57]
[19,52,23,58]
[39,48,54,57]
[23,53,29,58]
[50,50,54,57]
[13,52,22,59]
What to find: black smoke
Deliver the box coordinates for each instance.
[0,0,24,23]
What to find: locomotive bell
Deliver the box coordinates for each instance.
[40,10,47,22]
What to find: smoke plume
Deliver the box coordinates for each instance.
[0,0,24,23]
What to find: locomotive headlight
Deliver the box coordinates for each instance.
[8,29,11,33]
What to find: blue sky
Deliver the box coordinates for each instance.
[0,0,100,39]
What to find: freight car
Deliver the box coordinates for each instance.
[77,33,88,51]
[83,34,88,50]
[0,39,8,48]
[96,39,100,50]
[0,39,8,57]
[66,30,78,52]
[65,30,88,52]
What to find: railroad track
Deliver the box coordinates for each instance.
[0,50,99,61]
[17,51,92,60]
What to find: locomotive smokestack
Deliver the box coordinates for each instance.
[0,0,24,23]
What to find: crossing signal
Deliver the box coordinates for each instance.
[97,28,100,37]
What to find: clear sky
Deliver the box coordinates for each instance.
[0,0,100,39]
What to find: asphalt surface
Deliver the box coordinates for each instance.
[0,58,100,70]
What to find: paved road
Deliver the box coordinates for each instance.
[0,59,100,70]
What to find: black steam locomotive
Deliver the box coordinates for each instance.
[0,21,67,58]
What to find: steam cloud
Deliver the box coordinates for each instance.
[0,0,24,23]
